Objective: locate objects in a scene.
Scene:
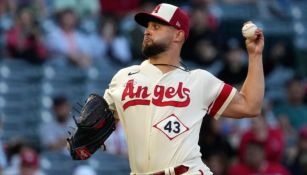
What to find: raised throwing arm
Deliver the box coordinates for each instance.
[222,29,265,118]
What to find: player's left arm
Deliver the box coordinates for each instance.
[222,29,265,119]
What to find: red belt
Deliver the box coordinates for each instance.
[153,165,189,175]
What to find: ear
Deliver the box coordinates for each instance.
[173,30,185,43]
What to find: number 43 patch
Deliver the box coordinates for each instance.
[153,114,189,140]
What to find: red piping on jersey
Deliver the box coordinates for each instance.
[208,84,232,118]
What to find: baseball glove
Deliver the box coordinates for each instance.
[67,94,116,160]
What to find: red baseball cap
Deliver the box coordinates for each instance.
[135,3,190,40]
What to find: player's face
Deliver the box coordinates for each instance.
[142,21,174,57]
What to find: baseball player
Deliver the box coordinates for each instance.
[104,3,264,175]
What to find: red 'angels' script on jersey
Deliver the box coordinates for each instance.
[121,79,190,110]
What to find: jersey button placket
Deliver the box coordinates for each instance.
[147,73,169,170]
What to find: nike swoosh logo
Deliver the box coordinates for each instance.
[128,70,140,76]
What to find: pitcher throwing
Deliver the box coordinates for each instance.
[104,3,265,175]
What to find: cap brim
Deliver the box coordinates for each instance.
[135,12,171,28]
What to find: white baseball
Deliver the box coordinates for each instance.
[242,21,257,39]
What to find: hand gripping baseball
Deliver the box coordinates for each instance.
[245,28,265,56]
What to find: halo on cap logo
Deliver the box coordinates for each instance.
[153,5,161,13]
[176,21,181,27]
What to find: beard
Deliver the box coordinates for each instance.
[142,40,168,58]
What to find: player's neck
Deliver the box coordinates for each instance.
[149,50,180,65]
[149,53,181,73]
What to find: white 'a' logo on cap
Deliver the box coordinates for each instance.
[152,5,161,14]
[152,3,178,22]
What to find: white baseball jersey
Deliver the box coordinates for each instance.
[104,60,236,175]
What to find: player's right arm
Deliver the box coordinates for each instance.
[222,29,264,119]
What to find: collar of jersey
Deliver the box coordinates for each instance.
[140,60,182,77]
[140,60,163,76]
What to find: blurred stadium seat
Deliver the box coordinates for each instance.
[0,58,122,149]
[40,151,130,175]
[219,3,258,20]
[260,19,295,35]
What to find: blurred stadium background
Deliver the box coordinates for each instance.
[0,0,306,174]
